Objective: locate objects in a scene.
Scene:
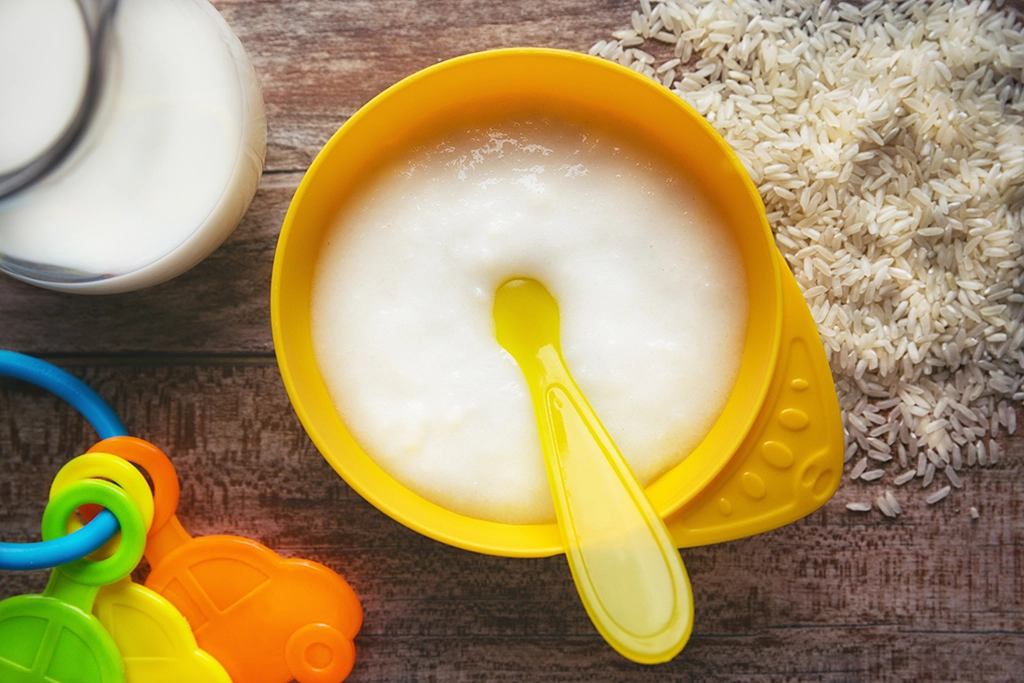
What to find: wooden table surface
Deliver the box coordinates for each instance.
[2,1,1022,681]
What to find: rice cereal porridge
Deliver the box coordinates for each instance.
[310,117,748,524]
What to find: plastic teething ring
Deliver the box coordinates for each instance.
[0,509,119,571]
[0,350,128,570]
[41,478,146,586]
[88,437,180,535]
[51,452,156,533]
[0,351,126,438]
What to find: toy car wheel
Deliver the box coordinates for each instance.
[285,622,356,683]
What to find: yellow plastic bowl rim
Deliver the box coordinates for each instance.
[271,48,782,558]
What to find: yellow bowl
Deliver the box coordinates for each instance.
[272,48,841,557]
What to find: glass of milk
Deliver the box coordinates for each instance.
[0,0,266,294]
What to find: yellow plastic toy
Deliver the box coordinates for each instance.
[52,452,232,683]
[272,48,844,558]
[93,578,232,683]
[49,453,155,538]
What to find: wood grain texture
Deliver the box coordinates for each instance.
[2,365,1022,681]
[2,0,1024,681]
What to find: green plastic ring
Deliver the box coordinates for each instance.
[41,479,145,586]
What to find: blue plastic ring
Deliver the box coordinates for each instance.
[0,350,127,570]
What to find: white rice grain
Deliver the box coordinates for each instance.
[876,494,896,518]
[926,485,952,505]
[850,456,869,480]
[945,466,964,489]
[894,469,917,486]
[861,469,886,482]
[884,490,902,515]
[923,462,936,488]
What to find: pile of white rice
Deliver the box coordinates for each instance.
[592,0,1024,516]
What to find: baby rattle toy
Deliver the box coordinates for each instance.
[0,350,363,683]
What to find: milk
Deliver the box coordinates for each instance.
[0,0,89,175]
[311,118,749,525]
[0,0,265,293]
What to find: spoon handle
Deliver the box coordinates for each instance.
[527,345,693,664]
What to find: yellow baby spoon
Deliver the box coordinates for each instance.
[493,277,693,664]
